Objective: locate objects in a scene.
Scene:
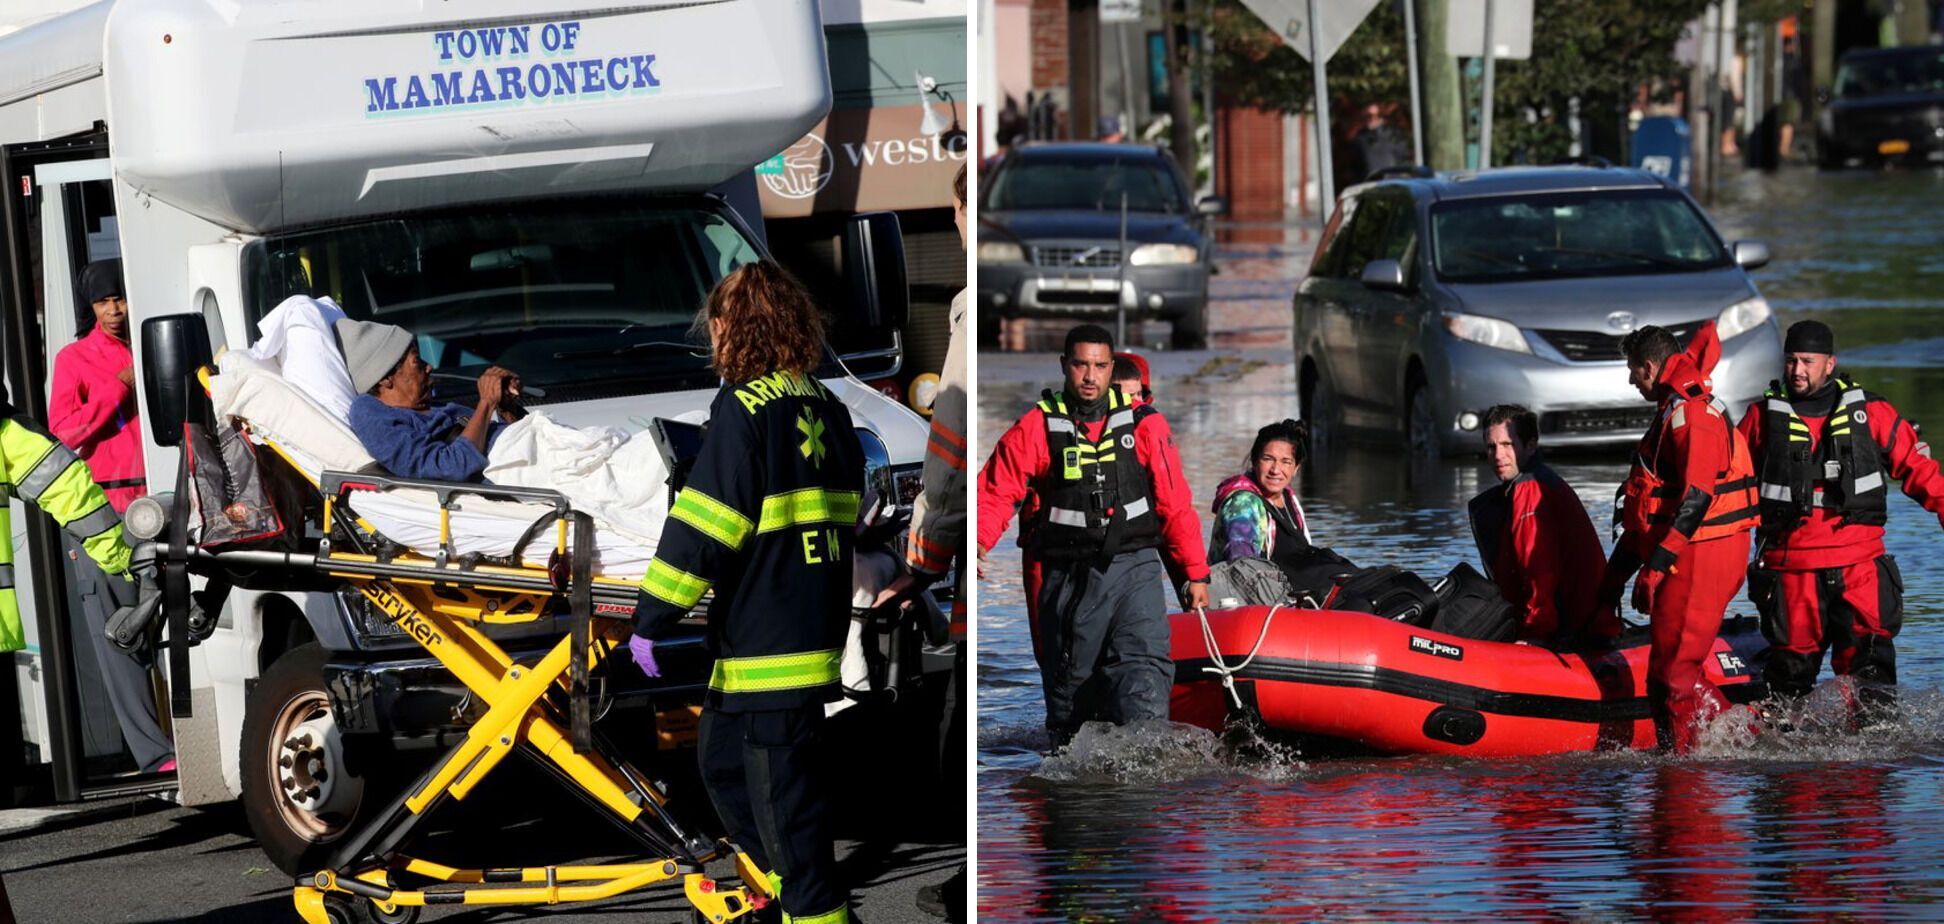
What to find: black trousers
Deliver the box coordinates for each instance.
[698,704,845,923]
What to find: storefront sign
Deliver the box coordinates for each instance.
[757,105,969,217]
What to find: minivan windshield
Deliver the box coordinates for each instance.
[1429,189,1731,283]
[986,156,1186,213]
[1834,48,1944,99]
[243,198,767,404]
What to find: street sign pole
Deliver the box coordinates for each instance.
[1308,0,1333,222]
[1479,0,1496,168]
[1404,0,1425,165]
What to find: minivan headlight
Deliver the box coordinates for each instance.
[978,241,1026,263]
[1716,295,1772,340]
[1443,312,1532,354]
[1128,243,1199,266]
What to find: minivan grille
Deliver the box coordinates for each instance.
[1541,407,1658,435]
[1536,320,1702,362]
[1033,245,1122,268]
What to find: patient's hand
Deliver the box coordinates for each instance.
[477,366,517,405]
[117,365,135,387]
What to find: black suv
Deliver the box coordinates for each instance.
[1819,44,1944,169]
[978,142,1223,348]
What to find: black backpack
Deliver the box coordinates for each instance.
[1325,566,1439,626]
[1429,562,1520,642]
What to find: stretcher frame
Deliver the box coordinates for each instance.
[168,375,773,924]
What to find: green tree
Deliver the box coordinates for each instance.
[1210,0,1717,165]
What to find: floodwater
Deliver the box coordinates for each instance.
[975,167,1944,919]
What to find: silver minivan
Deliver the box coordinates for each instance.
[1293,165,1780,456]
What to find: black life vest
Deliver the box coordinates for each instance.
[1027,387,1161,561]
[1757,376,1888,536]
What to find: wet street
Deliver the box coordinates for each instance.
[975,166,1944,919]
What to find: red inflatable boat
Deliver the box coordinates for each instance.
[1169,606,1767,756]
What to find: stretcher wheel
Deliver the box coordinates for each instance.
[320,895,359,924]
[242,643,378,875]
[362,899,419,924]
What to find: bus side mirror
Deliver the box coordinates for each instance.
[141,313,213,447]
[843,211,908,330]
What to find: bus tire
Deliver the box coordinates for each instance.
[240,643,375,876]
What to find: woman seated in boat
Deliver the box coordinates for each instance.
[1209,419,1313,568]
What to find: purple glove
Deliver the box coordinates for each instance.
[628,635,660,678]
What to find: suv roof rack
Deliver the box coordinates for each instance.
[1365,164,1435,183]
[1551,155,1614,168]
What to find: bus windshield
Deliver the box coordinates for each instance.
[242,198,764,404]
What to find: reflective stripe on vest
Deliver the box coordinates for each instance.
[1757,377,1889,533]
[708,648,842,694]
[1623,399,1759,542]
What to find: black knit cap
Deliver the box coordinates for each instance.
[78,259,124,306]
[1783,320,1835,355]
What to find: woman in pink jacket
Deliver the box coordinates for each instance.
[50,258,172,774]
[50,259,147,514]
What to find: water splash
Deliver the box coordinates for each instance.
[1030,717,1308,784]
[1691,680,1944,761]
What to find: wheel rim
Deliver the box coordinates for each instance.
[1407,388,1439,458]
[268,690,364,841]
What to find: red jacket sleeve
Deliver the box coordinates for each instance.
[1736,400,1763,459]
[976,408,1048,553]
[1134,412,1210,582]
[1870,398,1944,529]
[48,347,131,455]
[1509,481,1561,642]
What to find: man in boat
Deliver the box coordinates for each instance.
[1466,404,1617,648]
[1600,323,1759,752]
[977,324,1208,744]
[1735,320,1944,710]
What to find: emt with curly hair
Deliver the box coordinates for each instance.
[629,260,865,924]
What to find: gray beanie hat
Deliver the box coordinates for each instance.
[335,317,415,394]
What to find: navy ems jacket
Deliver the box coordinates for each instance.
[632,370,865,711]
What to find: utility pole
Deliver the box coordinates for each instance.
[1404,0,1425,165]
[1419,0,1464,171]
[1164,0,1195,173]
[1307,0,1333,220]
[1478,0,1496,168]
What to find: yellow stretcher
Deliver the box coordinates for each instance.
[155,373,775,923]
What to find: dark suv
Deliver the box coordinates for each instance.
[1819,44,1944,169]
[978,142,1223,348]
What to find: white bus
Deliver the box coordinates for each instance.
[0,0,945,874]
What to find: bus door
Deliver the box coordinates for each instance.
[0,134,175,805]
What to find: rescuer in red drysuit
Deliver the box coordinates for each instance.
[1599,322,1759,752]
[1735,320,1944,709]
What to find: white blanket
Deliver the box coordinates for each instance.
[483,412,667,547]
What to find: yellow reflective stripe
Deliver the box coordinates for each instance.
[708,649,841,693]
[784,907,850,924]
[639,558,711,609]
[669,488,753,551]
[757,489,861,534]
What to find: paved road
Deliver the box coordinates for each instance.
[4,770,962,923]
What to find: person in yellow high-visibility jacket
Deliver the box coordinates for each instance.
[0,402,134,653]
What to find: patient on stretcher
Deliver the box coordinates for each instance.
[337,316,517,484]
[213,296,677,562]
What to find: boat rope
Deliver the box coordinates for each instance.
[1194,604,1283,710]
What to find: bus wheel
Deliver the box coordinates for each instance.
[241,643,371,876]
